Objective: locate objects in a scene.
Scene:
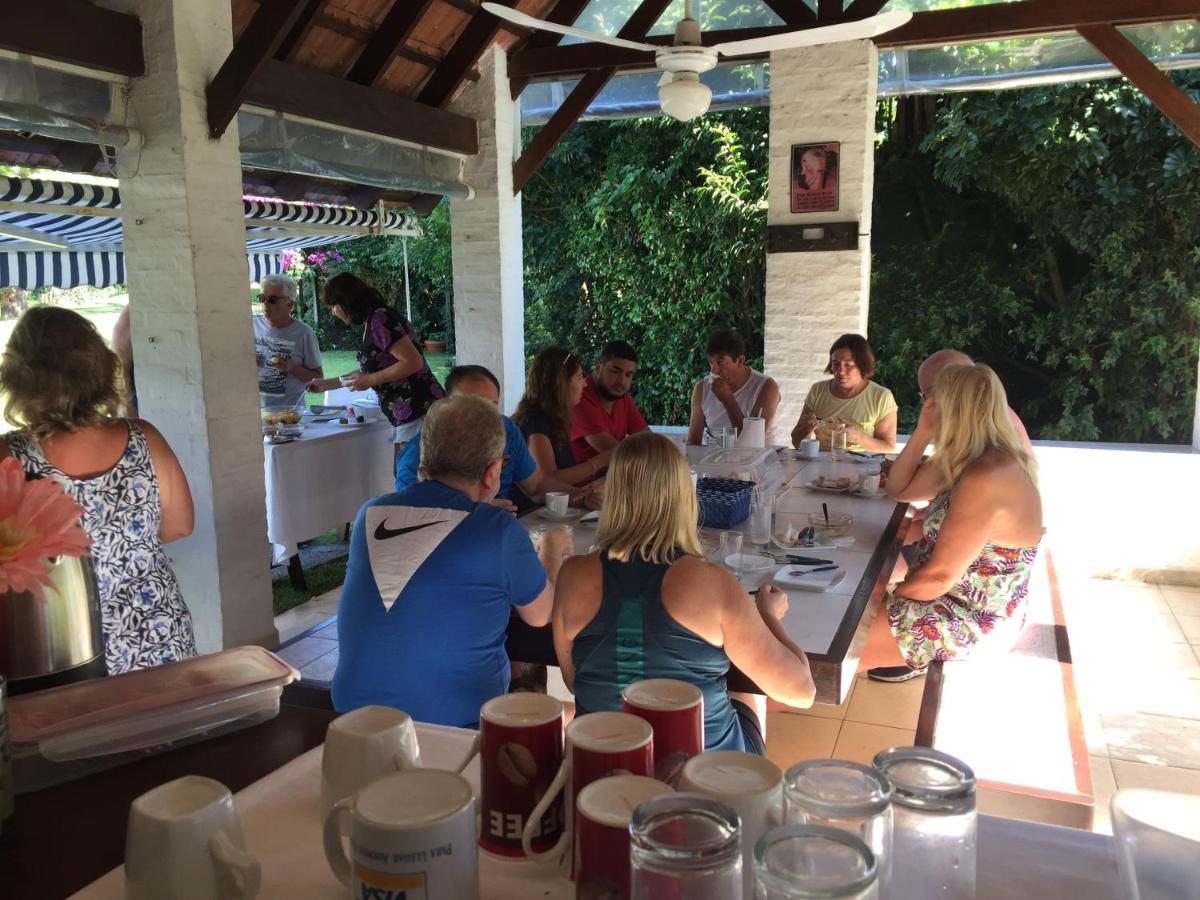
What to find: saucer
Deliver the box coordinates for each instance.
[805,481,852,493]
[537,507,581,521]
[725,552,776,573]
[852,487,889,499]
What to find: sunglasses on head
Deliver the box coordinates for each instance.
[261,295,289,306]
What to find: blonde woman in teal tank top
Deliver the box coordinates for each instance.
[551,433,816,753]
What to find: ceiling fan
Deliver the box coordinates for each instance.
[482,1,912,122]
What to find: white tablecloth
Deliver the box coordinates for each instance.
[265,420,394,563]
[74,722,1120,900]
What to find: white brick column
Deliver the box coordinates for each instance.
[449,46,525,413]
[765,42,878,431]
[113,0,277,652]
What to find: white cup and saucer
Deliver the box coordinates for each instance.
[538,492,580,521]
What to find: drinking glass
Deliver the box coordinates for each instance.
[630,793,743,900]
[754,825,878,899]
[1111,788,1200,900]
[784,760,893,896]
[750,492,774,548]
[872,747,975,900]
[719,531,743,578]
[830,423,848,462]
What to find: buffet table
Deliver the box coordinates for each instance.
[54,713,1120,899]
[264,419,394,564]
[510,445,908,704]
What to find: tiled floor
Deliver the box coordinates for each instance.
[273,577,1200,835]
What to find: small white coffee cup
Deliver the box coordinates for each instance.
[860,473,882,494]
[544,491,570,517]
[680,750,783,898]
[125,775,261,900]
[338,373,357,386]
[800,438,820,459]
[324,769,478,900]
[320,705,421,819]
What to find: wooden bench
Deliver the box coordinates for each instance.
[915,549,1095,829]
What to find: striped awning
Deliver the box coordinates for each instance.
[0,177,420,290]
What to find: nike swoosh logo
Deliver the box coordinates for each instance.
[373,519,448,541]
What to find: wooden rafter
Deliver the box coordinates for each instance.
[843,0,890,20]
[418,0,520,107]
[208,0,316,139]
[245,60,479,155]
[347,0,437,86]
[346,185,388,209]
[271,174,314,201]
[439,0,527,38]
[1078,23,1200,149]
[2,1,143,77]
[274,0,328,62]
[759,0,816,27]
[509,0,594,98]
[817,0,843,22]
[407,193,444,215]
[54,143,104,174]
[512,0,674,194]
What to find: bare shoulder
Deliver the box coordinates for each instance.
[959,452,1030,494]
[560,553,602,585]
[665,555,739,598]
[133,419,178,458]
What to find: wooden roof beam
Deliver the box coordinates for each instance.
[244,59,478,155]
[347,0,437,86]
[418,0,520,107]
[512,0,674,195]
[817,0,843,22]
[510,0,595,99]
[275,0,329,62]
[208,0,319,139]
[1079,23,1200,149]
[2,1,144,78]
[759,0,816,26]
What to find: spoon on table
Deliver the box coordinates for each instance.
[822,502,830,528]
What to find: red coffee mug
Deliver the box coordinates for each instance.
[477,692,565,857]
[575,775,674,900]
[521,711,655,871]
[621,679,704,787]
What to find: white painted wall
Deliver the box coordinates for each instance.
[765,41,879,433]
[113,0,277,652]
[449,47,526,414]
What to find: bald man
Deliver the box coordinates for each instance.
[918,350,1033,456]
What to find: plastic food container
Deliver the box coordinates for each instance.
[8,646,299,794]
[693,448,783,490]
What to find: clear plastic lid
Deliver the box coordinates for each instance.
[695,447,784,488]
[9,646,299,750]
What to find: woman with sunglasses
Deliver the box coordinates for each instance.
[254,274,323,409]
[512,347,612,490]
[307,273,444,444]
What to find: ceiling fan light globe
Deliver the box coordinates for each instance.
[659,76,711,122]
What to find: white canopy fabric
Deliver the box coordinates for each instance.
[0,176,421,289]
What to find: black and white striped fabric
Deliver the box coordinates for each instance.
[0,177,421,289]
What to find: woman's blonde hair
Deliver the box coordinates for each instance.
[595,432,704,565]
[933,363,1036,488]
[0,307,123,439]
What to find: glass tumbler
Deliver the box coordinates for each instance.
[1111,788,1200,900]
[630,793,743,900]
[830,423,848,462]
[719,531,744,578]
[872,747,976,900]
[750,491,774,548]
[754,825,878,899]
[784,760,893,897]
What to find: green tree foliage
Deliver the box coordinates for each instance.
[522,109,769,425]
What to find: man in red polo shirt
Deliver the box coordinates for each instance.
[571,340,650,464]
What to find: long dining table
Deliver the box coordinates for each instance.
[507,442,909,705]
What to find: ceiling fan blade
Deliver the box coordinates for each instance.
[711,10,912,57]
[480,3,659,53]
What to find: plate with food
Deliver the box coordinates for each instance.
[805,475,853,493]
[772,524,855,552]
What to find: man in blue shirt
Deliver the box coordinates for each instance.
[394,364,575,508]
[333,394,572,727]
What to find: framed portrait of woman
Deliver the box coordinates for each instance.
[791,142,840,213]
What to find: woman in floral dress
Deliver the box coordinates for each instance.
[859,363,1043,682]
[0,308,196,674]
[308,273,444,445]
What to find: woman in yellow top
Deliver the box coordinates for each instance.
[790,334,898,452]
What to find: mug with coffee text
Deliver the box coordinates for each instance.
[521,711,654,869]
[324,769,478,900]
[477,692,566,857]
[576,775,674,900]
[125,775,260,900]
[320,705,421,819]
[620,679,704,788]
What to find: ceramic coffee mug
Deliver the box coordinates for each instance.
[680,750,783,898]
[521,711,654,868]
[800,438,820,459]
[620,679,704,788]
[324,769,478,900]
[575,775,674,900]
[125,775,261,900]
[320,705,421,819]
[476,692,566,857]
[545,492,570,517]
[860,472,882,494]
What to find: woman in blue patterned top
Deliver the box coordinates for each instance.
[307,273,444,444]
[0,308,196,675]
[552,432,816,754]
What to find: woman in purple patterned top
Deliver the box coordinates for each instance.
[308,274,444,443]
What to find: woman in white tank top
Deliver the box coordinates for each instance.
[686,331,780,445]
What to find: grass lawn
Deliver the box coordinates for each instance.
[271,527,349,616]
